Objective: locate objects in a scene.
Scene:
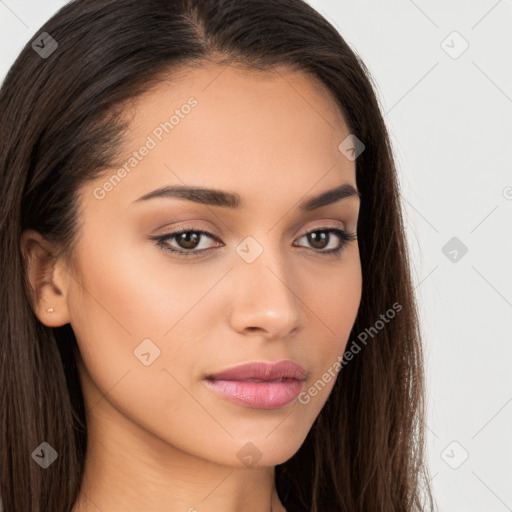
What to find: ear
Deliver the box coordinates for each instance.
[20,229,72,327]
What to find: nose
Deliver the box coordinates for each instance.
[228,240,304,340]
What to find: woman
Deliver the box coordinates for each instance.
[0,0,436,510]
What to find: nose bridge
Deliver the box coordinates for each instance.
[229,233,302,336]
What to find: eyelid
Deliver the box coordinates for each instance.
[150,220,356,258]
[153,219,347,238]
[300,220,346,233]
[154,226,222,248]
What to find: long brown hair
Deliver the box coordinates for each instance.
[0,0,436,510]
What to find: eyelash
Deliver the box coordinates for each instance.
[150,225,357,259]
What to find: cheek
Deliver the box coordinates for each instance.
[67,248,215,455]
[65,233,229,414]
[305,250,362,346]
[296,253,362,406]
[67,225,222,339]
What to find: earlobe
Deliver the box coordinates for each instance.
[20,229,71,327]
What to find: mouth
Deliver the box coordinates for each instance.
[204,360,307,409]
[205,360,307,382]
[232,378,290,382]
[203,377,305,409]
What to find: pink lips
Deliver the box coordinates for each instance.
[204,361,307,409]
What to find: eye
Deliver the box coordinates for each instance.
[294,227,357,256]
[150,225,357,258]
[151,227,221,257]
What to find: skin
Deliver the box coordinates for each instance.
[22,64,362,512]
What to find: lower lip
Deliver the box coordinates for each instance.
[204,378,304,409]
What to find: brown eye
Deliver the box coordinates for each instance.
[295,227,357,256]
[306,231,329,250]
[174,232,201,250]
[151,226,356,259]
[152,228,221,257]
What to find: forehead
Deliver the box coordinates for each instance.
[85,63,356,213]
[121,62,351,153]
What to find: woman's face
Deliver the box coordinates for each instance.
[57,64,362,468]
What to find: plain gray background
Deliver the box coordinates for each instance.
[1,1,511,511]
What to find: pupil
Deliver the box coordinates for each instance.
[178,232,199,249]
[309,231,328,249]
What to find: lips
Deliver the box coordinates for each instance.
[205,360,307,382]
[204,360,307,409]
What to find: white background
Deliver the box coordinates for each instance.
[1,1,511,511]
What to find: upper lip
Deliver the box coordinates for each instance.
[206,360,307,381]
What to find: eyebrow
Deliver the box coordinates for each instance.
[132,183,360,211]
